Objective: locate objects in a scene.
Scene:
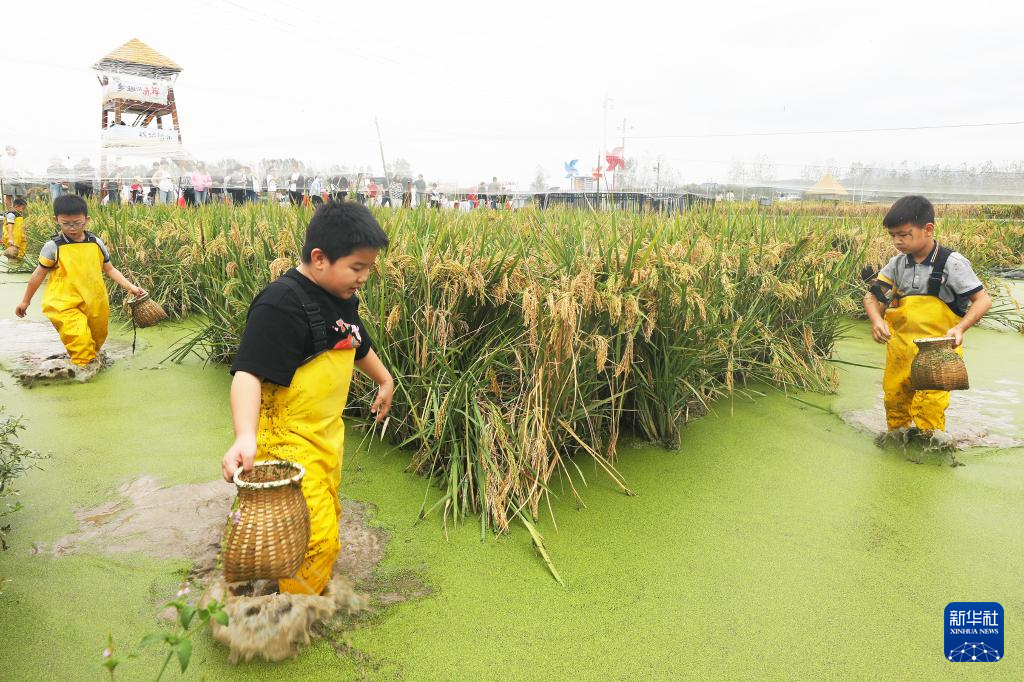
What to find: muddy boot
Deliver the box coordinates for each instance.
[874,426,912,449]
[37,357,77,380]
[927,430,955,448]
[74,358,103,383]
[921,428,958,464]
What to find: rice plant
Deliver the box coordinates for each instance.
[19,199,1024,535]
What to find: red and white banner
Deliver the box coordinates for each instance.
[98,71,170,106]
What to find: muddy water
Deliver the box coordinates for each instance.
[0,272,1022,680]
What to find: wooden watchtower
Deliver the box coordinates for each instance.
[94,38,184,144]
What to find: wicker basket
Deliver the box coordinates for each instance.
[223,460,311,583]
[125,293,167,328]
[911,337,969,391]
[3,246,18,259]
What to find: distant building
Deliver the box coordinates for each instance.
[572,176,595,192]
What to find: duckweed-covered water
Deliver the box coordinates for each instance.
[0,272,1021,680]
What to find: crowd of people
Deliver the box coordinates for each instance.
[2,146,522,212]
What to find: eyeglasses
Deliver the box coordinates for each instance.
[58,221,87,229]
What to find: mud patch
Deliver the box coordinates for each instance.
[47,477,429,666]
[202,575,369,664]
[50,477,232,572]
[0,319,135,386]
[842,381,1024,450]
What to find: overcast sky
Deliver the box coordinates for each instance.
[3,0,1024,188]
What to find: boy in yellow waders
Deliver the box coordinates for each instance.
[4,198,28,260]
[15,195,145,375]
[222,201,394,596]
[863,195,992,437]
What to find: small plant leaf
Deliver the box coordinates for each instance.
[178,604,196,630]
[213,610,229,626]
[139,633,167,647]
[176,638,192,673]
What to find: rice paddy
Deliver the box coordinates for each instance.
[19,200,1024,539]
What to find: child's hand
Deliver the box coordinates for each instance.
[370,378,394,422]
[871,319,891,344]
[222,434,257,482]
[946,326,964,348]
[129,285,146,297]
[15,301,30,318]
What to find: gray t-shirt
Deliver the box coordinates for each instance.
[39,232,111,268]
[877,242,983,312]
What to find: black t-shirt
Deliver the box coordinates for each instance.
[230,268,372,387]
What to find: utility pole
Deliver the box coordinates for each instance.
[374,116,389,184]
[602,96,613,160]
[615,116,628,192]
[655,159,662,194]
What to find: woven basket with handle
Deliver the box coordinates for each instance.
[223,460,311,582]
[3,246,18,259]
[910,337,969,391]
[125,293,168,328]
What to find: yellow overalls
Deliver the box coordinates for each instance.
[4,212,26,259]
[880,293,962,432]
[39,235,109,366]
[255,348,355,595]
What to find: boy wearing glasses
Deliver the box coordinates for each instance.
[15,195,145,378]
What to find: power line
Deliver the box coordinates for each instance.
[627,120,1024,140]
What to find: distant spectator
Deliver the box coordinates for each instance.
[414,174,426,207]
[353,174,366,204]
[47,157,70,202]
[386,177,402,208]
[191,162,212,205]
[309,175,324,206]
[2,146,27,210]
[105,166,123,205]
[74,158,97,198]
[152,164,175,205]
[130,177,144,204]
[249,169,261,203]
[487,176,501,208]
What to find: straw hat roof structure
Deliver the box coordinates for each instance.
[804,172,849,197]
[94,38,182,73]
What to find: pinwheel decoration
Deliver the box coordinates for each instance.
[605,147,625,172]
[564,160,579,180]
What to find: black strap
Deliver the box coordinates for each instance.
[276,275,329,355]
[926,245,952,298]
[926,244,967,317]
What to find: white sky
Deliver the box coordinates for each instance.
[3,0,1024,188]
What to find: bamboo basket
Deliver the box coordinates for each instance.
[125,293,168,328]
[911,337,969,391]
[223,460,311,583]
[3,246,18,259]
